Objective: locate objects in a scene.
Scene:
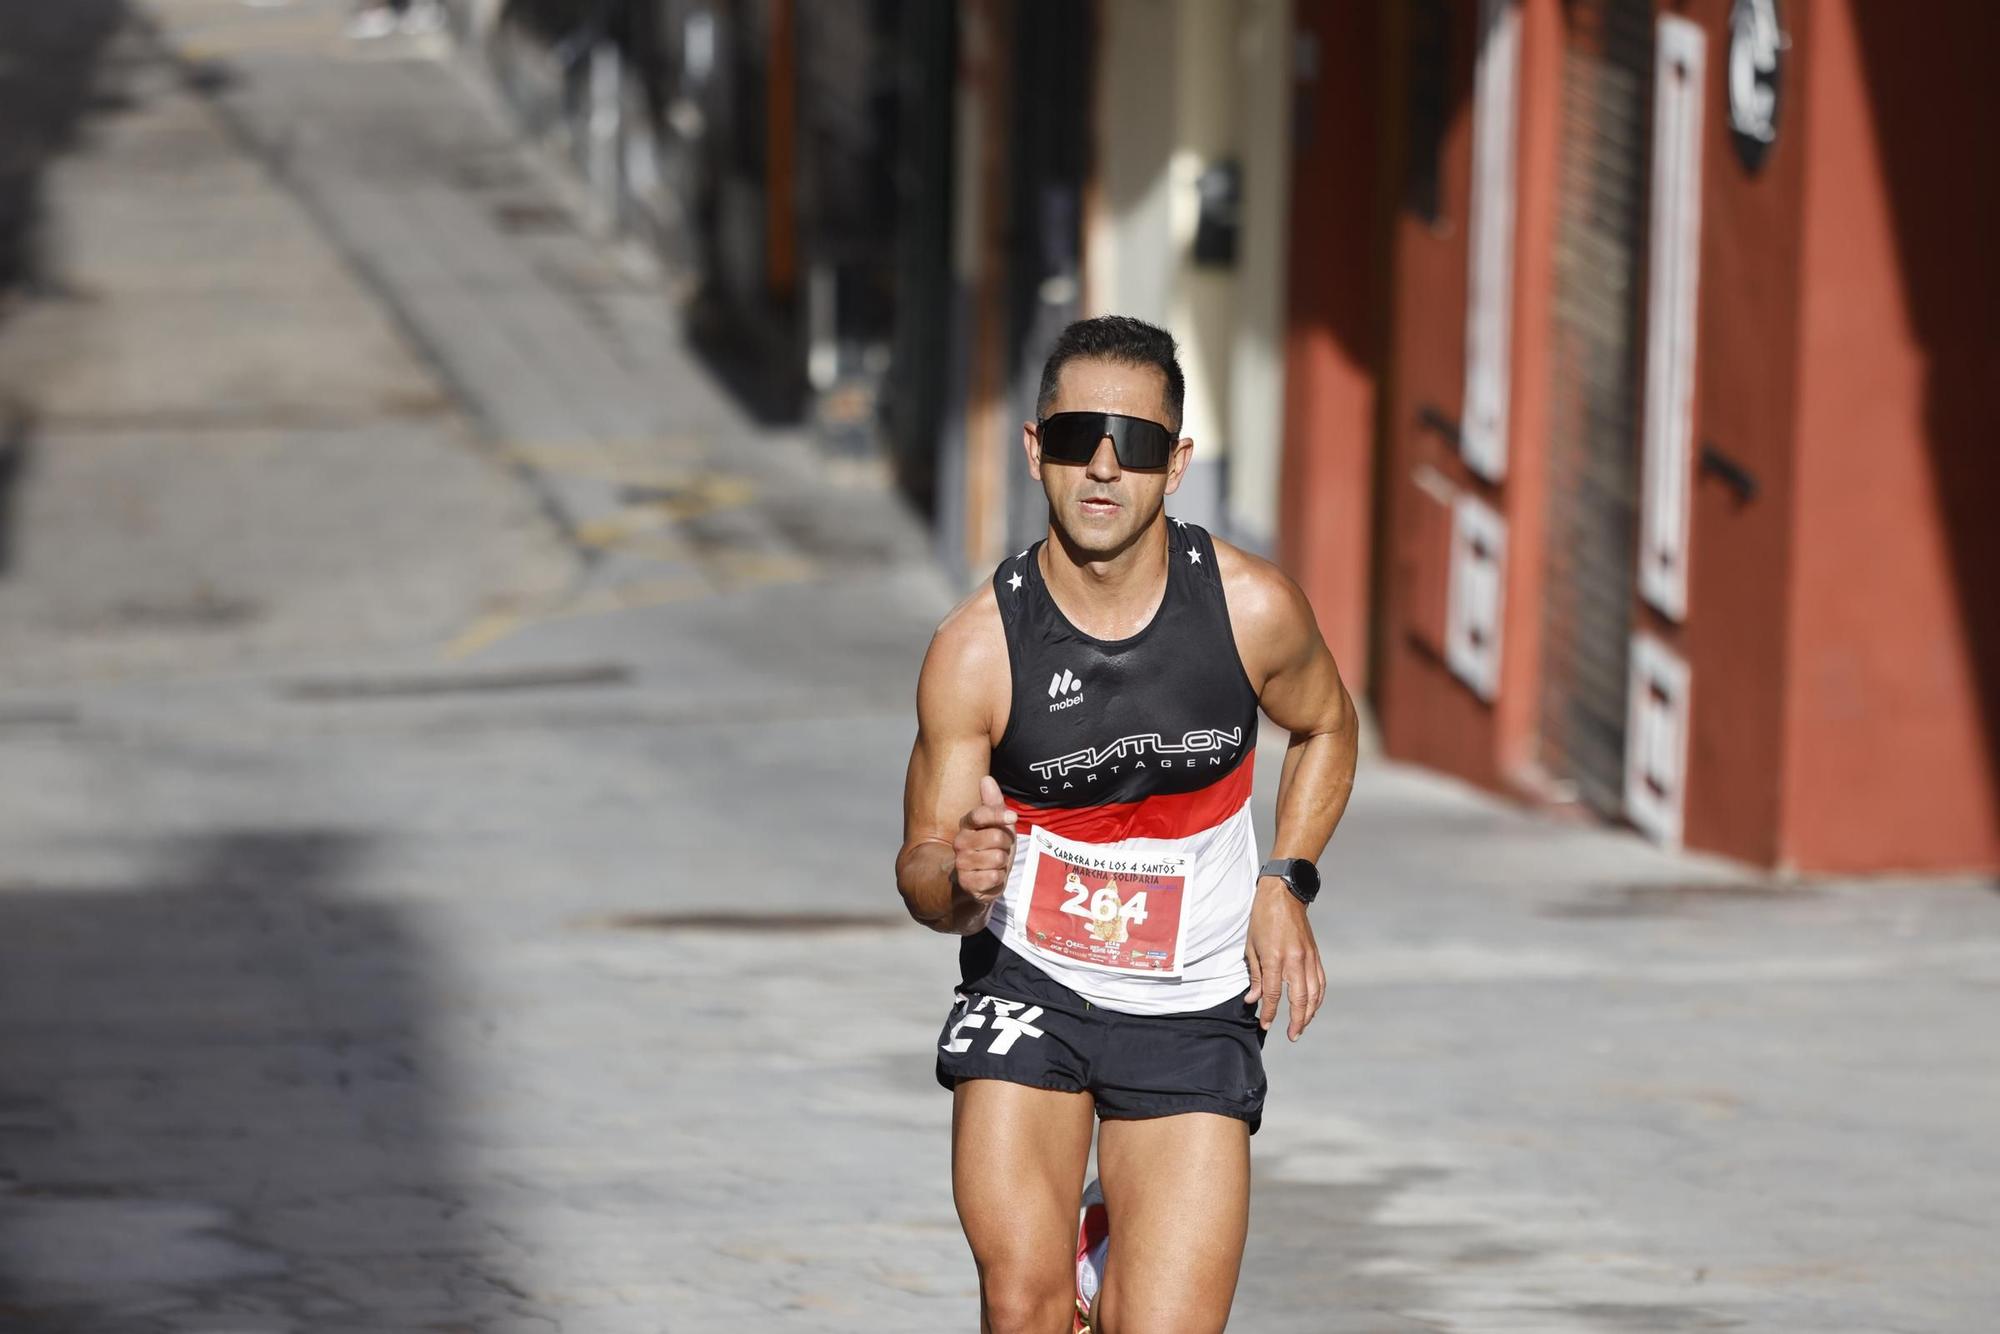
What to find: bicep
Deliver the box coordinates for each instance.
[1249,579,1353,737]
[902,721,992,847]
[901,630,1000,846]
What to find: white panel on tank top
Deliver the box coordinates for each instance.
[986,803,1259,1017]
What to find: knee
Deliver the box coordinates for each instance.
[977,1262,1075,1334]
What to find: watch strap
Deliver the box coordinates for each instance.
[1259,857,1320,905]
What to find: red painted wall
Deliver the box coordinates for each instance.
[1277,0,1384,690]
[1291,0,1998,873]
[1370,0,1564,800]
[1678,0,1804,867]
[1776,0,2000,872]
[1491,0,1562,788]
[1374,0,1501,787]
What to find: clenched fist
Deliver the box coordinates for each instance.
[953,775,1018,901]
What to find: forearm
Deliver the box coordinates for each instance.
[1267,700,1359,866]
[895,840,995,935]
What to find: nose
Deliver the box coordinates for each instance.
[1085,436,1120,480]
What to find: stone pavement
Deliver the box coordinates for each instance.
[0,4,1996,1332]
[164,0,921,656]
[0,1,573,691]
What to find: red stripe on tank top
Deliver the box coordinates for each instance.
[1011,757,1253,843]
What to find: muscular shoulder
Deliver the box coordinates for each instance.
[1212,536,1323,686]
[1213,537,1315,638]
[917,581,1012,740]
[927,580,1008,676]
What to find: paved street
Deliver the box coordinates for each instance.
[0,4,1995,1332]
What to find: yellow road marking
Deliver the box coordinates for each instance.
[442,609,531,661]
[445,444,798,659]
[705,550,819,586]
[503,438,705,482]
[570,508,675,550]
[568,476,757,549]
[603,533,702,562]
[441,555,819,661]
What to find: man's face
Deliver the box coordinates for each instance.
[1025,358,1192,558]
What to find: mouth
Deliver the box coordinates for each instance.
[1077,496,1121,517]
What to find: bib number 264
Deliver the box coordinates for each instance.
[1060,879,1148,929]
[1021,828,1188,974]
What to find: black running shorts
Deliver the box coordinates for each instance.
[934,933,1270,1133]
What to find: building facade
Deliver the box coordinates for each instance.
[454,0,1996,875]
[1279,0,1996,874]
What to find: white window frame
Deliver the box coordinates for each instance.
[1445,494,1508,702]
[1625,631,1692,846]
[1459,0,1522,483]
[1638,16,1707,621]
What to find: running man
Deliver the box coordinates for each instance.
[896,316,1359,1333]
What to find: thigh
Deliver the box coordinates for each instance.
[952,1079,1096,1320]
[1092,1112,1251,1334]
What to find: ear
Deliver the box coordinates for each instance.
[1162,435,1195,496]
[1022,420,1044,483]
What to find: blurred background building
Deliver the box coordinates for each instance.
[436,0,1995,878]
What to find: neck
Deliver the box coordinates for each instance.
[1040,514,1170,636]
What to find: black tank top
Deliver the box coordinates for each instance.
[971,519,1265,1012]
[989,519,1260,826]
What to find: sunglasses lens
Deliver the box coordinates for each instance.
[1111,419,1172,469]
[1040,415,1105,463]
[1039,414,1173,468]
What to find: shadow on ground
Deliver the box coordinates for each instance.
[0,1,121,580]
[0,0,127,299]
[0,400,30,575]
[0,831,521,1331]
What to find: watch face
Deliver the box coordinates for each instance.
[1264,859,1319,900]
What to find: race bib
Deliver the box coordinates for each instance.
[1017,826,1190,976]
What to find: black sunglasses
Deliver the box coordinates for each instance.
[1036,411,1177,470]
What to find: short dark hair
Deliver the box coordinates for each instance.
[1034,315,1185,433]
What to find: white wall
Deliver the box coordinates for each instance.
[1224,0,1295,552]
[1086,0,1293,544]
[1086,0,1178,329]
[1165,0,1239,483]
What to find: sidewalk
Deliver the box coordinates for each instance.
[161,0,935,659]
[0,2,574,691]
[0,4,1993,1332]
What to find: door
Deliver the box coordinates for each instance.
[1374,0,1517,783]
[1534,0,1654,815]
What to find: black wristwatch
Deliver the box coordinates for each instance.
[1259,858,1321,906]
